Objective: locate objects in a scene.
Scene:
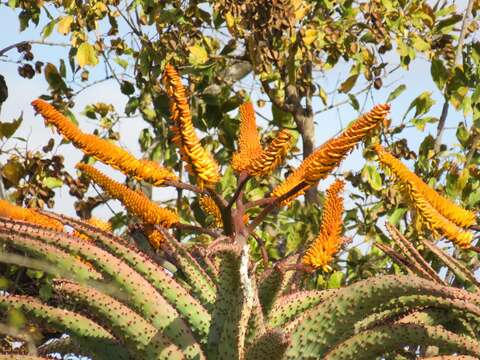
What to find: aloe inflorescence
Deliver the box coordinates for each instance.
[0,65,478,359]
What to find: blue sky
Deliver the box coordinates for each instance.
[0,2,471,222]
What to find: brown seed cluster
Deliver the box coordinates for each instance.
[374,145,476,248]
[272,104,390,203]
[162,64,220,189]
[302,179,345,271]
[31,99,176,186]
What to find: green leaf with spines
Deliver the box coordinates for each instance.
[49,212,211,339]
[53,280,186,360]
[0,218,204,360]
[323,324,480,360]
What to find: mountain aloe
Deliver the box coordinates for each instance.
[0,68,478,359]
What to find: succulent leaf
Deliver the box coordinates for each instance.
[323,324,480,360]
[53,279,186,360]
[245,329,291,360]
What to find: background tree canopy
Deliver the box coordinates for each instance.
[0,0,479,355]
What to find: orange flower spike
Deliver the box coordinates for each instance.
[199,195,223,228]
[249,129,293,177]
[232,102,263,173]
[407,185,473,248]
[162,64,220,189]
[302,180,345,271]
[144,226,165,249]
[31,99,176,186]
[76,163,179,228]
[0,200,64,231]
[374,144,476,228]
[272,104,390,202]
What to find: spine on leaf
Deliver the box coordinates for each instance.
[162,64,220,189]
[31,99,176,186]
[0,199,63,231]
[302,179,345,271]
[374,145,475,248]
[76,164,179,247]
[272,104,389,203]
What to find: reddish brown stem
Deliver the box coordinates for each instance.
[244,197,276,209]
[227,172,250,209]
[173,223,220,238]
[251,232,269,269]
[246,181,308,235]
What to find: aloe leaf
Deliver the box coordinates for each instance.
[284,275,474,358]
[53,279,185,360]
[0,218,204,360]
[0,294,114,341]
[421,239,480,288]
[245,329,290,360]
[0,230,102,281]
[46,213,211,339]
[323,323,480,360]
[160,227,217,308]
[355,294,480,332]
[267,289,337,328]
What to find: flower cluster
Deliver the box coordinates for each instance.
[374,145,476,248]
[232,101,263,172]
[232,102,293,176]
[76,163,179,247]
[199,195,223,228]
[272,104,390,203]
[302,180,345,272]
[0,199,63,231]
[31,99,176,186]
[248,129,293,177]
[162,64,220,189]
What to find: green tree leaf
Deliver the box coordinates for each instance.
[0,114,22,139]
[386,84,406,102]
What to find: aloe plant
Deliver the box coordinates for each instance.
[0,72,479,359]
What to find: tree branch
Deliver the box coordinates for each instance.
[434,0,474,152]
[246,181,308,234]
[0,40,70,57]
[173,223,220,238]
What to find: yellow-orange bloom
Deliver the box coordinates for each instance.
[162,65,220,189]
[249,129,293,177]
[199,195,223,228]
[232,102,263,173]
[31,99,176,186]
[73,217,112,242]
[408,185,473,248]
[144,226,165,249]
[76,163,179,228]
[374,144,476,228]
[302,180,345,271]
[272,104,390,203]
[0,200,63,231]
[373,144,475,248]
